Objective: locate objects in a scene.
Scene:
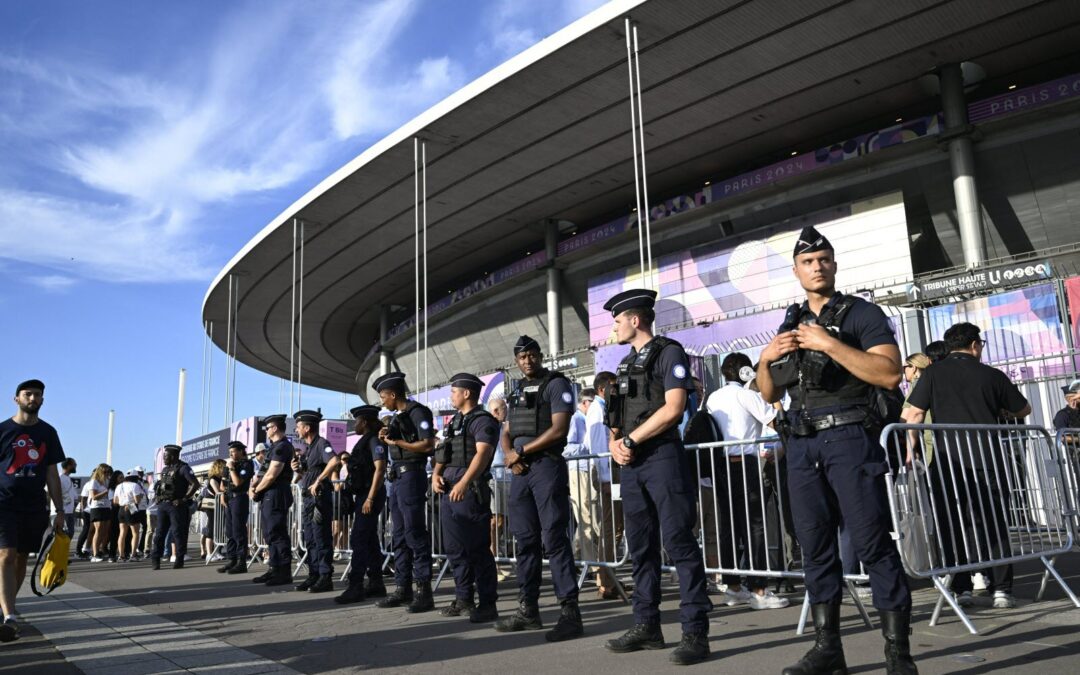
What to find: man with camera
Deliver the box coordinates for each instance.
[495,335,583,643]
[249,414,294,587]
[373,372,437,613]
[218,440,254,575]
[293,409,341,594]
[757,226,915,675]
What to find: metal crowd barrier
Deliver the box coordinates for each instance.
[207,495,228,565]
[1036,428,1080,601]
[880,423,1080,634]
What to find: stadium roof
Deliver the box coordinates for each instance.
[203,0,1080,393]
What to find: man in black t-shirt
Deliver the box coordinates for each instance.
[903,322,1030,609]
[0,379,66,643]
[1053,379,1080,436]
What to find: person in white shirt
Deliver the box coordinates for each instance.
[704,352,788,610]
[50,458,78,537]
[113,470,148,561]
[86,463,114,562]
[487,396,511,579]
[76,480,93,557]
[584,373,622,597]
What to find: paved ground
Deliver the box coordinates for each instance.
[6,548,1080,674]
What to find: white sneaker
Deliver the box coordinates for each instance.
[993,591,1016,609]
[90,556,104,563]
[972,573,988,591]
[333,552,342,561]
[209,553,224,562]
[169,555,176,563]
[722,588,753,606]
[750,590,791,610]
[956,590,975,607]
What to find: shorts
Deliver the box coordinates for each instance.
[0,509,49,554]
[90,507,112,522]
[118,508,145,525]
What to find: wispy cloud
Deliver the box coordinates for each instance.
[480,0,610,59]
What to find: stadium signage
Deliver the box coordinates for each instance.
[910,260,1053,300]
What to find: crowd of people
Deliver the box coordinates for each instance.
[4,225,1079,674]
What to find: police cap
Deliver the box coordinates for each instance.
[372,372,407,393]
[603,288,657,317]
[793,226,833,258]
[513,335,541,355]
[227,440,247,452]
[449,372,484,392]
[163,444,181,454]
[293,409,322,424]
[350,404,381,419]
[15,379,45,395]
[1063,379,1080,396]
[262,414,287,430]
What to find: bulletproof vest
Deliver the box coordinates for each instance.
[610,336,681,442]
[789,293,875,411]
[444,409,496,469]
[345,434,377,497]
[387,400,432,463]
[156,461,190,501]
[508,370,567,443]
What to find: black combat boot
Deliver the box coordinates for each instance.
[151,558,161,571]
[545,600,584,642]
[265,566,294,587]
[217,559,237,574]
[494,598,543,632]
[309,574,334,593]
[364,576,387,598]
[172,556,184,569]
[334,580,366,605]
[783,603,848,675]
[227,561,248,574]
[669,632,710,666]
[606,621,665,653]
[295,573,319,592]
[881,610,918,675]
[407,581,435,613]
[376,583,413,608]
[252,567,274,583]
[470,602,499,623]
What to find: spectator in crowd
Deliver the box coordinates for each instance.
[923,340,949,364]
[53,457,78,538]
[0,379,66,643]
[201,459,227,562]
[1053,379,1080,433]
[704,352,788,610]
[678,377,706,437]
[86,463,113,562]
[76,479,93,558]
[487,395,512,580]
[253,443,267,476]
[106,470,124,562]
[134,467,149,558]
[113,470,147,562]
[586,371,621,598]
[145,478,159,560]
[903,321,1031,609]
[900,353,933,466]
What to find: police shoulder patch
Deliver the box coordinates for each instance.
[561,391,573,404]
[324,446,333,453]
[420,421,431,430]
[673,364,688,379]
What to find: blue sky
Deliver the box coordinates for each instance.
[0,0,607,473]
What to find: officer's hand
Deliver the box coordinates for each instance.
[248,488,256,500]
[503,449,520,468]
[610,439,634,466]
[432,475,445,494]
[792,323,836,353]
[362,498,373,515]
[510,462,527,476]
[378,428,391,442]
[449,482,467,502]
[761,331,798,364]
[308,484,319,498]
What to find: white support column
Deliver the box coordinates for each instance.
[545,220,562,356]
[939,62,986,269]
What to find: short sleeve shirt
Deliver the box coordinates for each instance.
[655,342,694,392]
[262,438,295,490]
[299,436,335,490]
[906,353,1028,424]
[0,418,66,513]
[445,412,500,481]
[87,479,111,509]
[406,403,436,440]
[1053,405,1080,432]
[229,459,255,494]
[512,372,574,452]
[364,435,388,464]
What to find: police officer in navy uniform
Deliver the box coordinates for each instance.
[495,335,583,642]
[335,405,389,604]
[373,372,437,613]
[218,440,254,574]
[601,291,711,666]
[249,414,295,587]
[432,373,501,624]
[151,444,199,570]
[757,226,915,675]
[292,409,341,593]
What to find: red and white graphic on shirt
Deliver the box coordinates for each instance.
[6,434,47,474]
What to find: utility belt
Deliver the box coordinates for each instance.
[444,473,493,504]
[387,462,426,482]
[510,442,565,463]
[788,407,868,437]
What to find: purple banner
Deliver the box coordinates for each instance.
[969,73,1080,123]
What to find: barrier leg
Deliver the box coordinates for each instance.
[930,574,977,635]
[844,580,874,629]
[796,591,811,636]
[576,564,590,590]
[1040,555,1080,608]
[293,551,308,578]
[929,574,949,627]
[433,558,451,592]
[341,560,353,583]
[381,551,393,572]
[1036,563,1052,603]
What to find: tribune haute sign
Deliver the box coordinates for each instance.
[908,261,1053,301]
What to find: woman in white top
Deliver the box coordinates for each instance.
[113,470,148,562]
[200,460,227,562]
[87,463,114,562]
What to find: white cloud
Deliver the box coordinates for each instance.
[25,275,78,292]
[480,0,610,59]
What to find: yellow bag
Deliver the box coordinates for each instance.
[31,529,70,596]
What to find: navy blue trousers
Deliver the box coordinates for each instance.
[225,495,249,562]
[302,490,334,575]
[152,501,191,562]
[785,410,911,612]
[509,455,579,603]
[349,489,385,582]
[440,472,498,605]
[261,487,293,567]
[621,441,711,634]
[388,468,432,585]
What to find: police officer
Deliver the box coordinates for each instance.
[600,291,711,666]
[151,444,199,570]
[249,414,295,587]
[218,441,254,574]
[495,335,583,642]
[757,226,915,675]
[292,409,340,593]
[432,373,500,623]
[335,405,389,604]
[373,372,436,613]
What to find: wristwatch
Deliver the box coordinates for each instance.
[623,435,638,450]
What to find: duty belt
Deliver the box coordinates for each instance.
[803,409,868,431]
[389,462,426,481]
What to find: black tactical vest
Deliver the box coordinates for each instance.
[387,400,432,463]
[445,408,497,469]
[345,434,378,497]
[508,370,567,447]
[610,336,682,442]
[156,461,190,501]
